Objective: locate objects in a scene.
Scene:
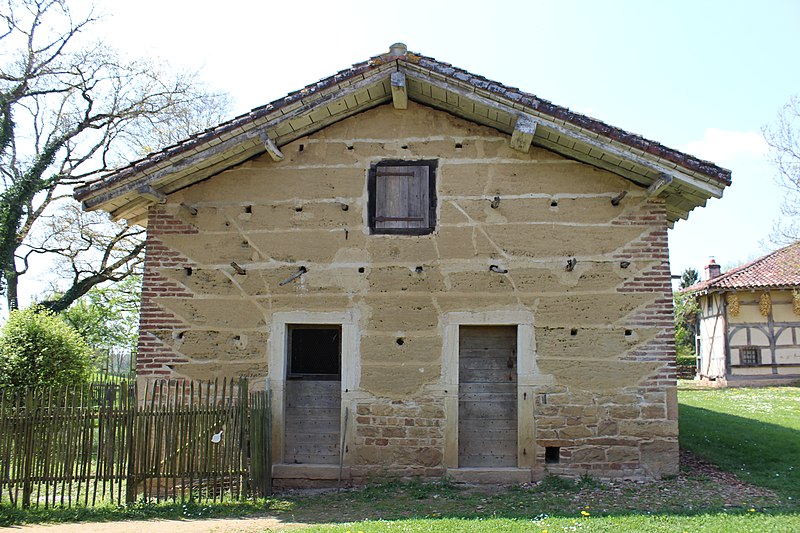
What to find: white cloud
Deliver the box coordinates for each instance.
[680,128,768,164]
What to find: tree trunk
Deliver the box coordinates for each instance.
[5,269,18,311]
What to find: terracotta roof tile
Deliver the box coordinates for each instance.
[74,46,732,202]
[685,242,800,293]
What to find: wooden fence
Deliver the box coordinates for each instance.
[0,378,271,508]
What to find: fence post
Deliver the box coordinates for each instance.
[21,389,34,508]
[125,382,137,504]
[246,382,271,498]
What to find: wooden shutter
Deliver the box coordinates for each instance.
[375,165,430,230]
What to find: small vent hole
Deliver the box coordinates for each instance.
[570,328,578,336]
[455,142,463,149]
[298,144,304,152]
[295,206,303,212]
[625,329,633,336]
[347,145,354,151]
[545,446,561,464]
[401,145,408,150]
[396,338,405,346]
[184,267,193,276]
[358,267,365,274]
[244,205,252,214]
[550,200,559,207]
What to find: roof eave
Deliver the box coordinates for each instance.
[75,47,731,226]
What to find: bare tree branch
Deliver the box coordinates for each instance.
[763,94,800,245]
[0,0,232,310]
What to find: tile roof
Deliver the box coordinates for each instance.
[685,242,800,293]
[73,44,732,225]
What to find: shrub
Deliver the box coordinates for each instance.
[0,306,92,389]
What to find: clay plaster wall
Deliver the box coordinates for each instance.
[723,289,800,372]
[138,102,678,479]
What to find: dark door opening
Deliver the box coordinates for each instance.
[284,325,342,464]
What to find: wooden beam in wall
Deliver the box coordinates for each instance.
[391,71,408,110]
[647,173,674,197]
[137,185,166,204]
[261,133,285,161]
[510,115,537,153]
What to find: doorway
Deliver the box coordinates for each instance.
[458,325,518,467]
[283,325,341,464]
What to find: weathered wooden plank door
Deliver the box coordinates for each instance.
[284,326,341,464]
[284,381,340,463]
[458,326,517,467]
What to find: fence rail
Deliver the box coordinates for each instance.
[0,378,271,509]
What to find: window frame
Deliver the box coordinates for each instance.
[739,346,760,367]
[286,324,342,380]
[367,159,437,235]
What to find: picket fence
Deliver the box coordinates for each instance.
[0,378,271,508]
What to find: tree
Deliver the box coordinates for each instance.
[0,0,231,312]
[763,94,800,244]
[673,268,700,359]
[0,305,91,388]
[679,267,699,290]
[61,275,140,374]
[673,292,698,354]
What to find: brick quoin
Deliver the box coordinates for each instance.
[136,207,196,377]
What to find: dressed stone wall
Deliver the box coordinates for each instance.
[137,102,678,480]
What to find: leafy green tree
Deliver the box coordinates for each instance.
[674,290,699,360]
[679,268,699,290]
[61,276,140,374]
[0,305,91,388]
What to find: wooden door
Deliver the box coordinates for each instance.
[458,326,517,467]
[284,380,340,464]
[283,325,341,464]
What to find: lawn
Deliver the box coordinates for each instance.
[2,386,799,532]
[679,385,800,501]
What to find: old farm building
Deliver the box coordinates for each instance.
[687,244,800,387]
[75,44,731,484]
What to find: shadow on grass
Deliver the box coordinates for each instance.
[2,476,799,529]
[270,476,798,527]
[680,403,800,501]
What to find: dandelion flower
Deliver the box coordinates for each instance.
[581,510,590,516]
[748,508,756,512]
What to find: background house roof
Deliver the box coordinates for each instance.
[74,44,732,227]
[685,241,800,294]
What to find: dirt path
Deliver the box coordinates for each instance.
[9,516,299,533]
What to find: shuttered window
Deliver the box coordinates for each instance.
[368,160,437,234]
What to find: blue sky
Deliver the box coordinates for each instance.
[71,0,800,281]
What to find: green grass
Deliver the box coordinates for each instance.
[3,386,799,532]
[0,499,290,527]
[679,386,800,501]
[301,513,800,532]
